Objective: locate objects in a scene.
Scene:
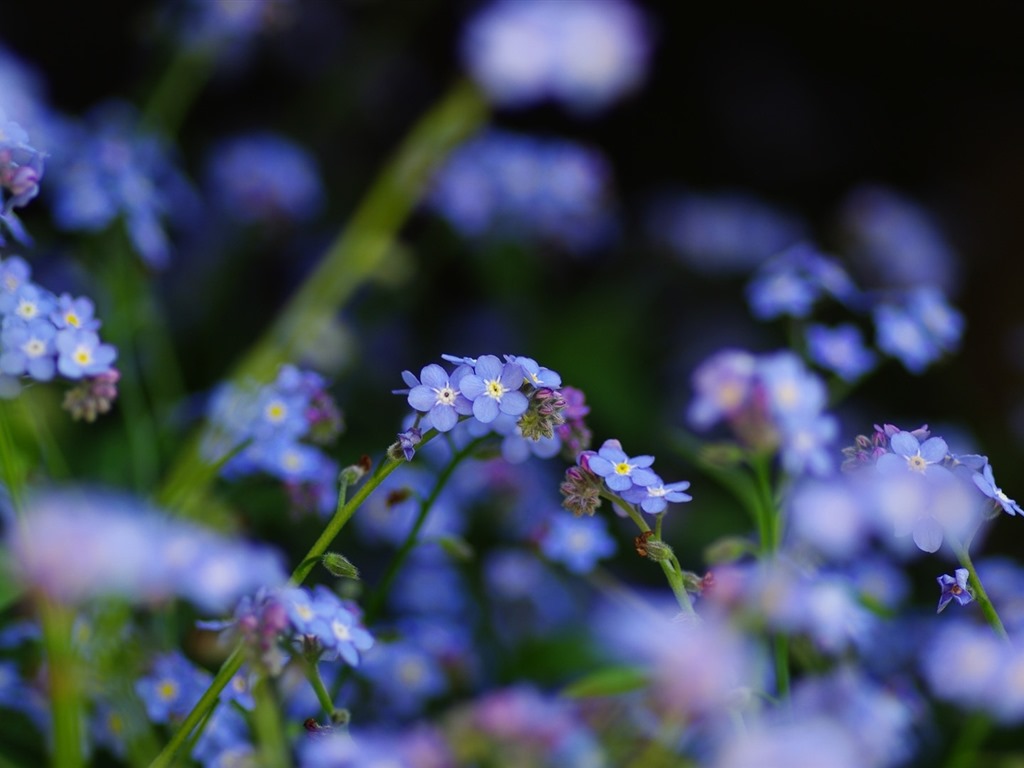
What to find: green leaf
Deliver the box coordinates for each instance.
[561,665,649,699]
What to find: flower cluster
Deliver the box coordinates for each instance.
[461,0,651,113]
[209,584,374,672]
[398,353,578,463]
[688,348,838,476]
[0,113,44,243]
[562,438,692,517]
[745,240,963,378]
[0,254,119,414]
[204,364,344,515]
[47,101,194,269]
[426,130,616,254]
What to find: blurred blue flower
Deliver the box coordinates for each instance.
[539,513,616,573]
[646,190,807,275]
[0,318,56,381]
[136,651,212,724]
[47,102,195,268]
[204,131,323,225]
[427,130,616,253]
[840,184,959,292]
[971,462,1023,517]
[8,488,287,610]
[462,0,651,113]
[359,637,448,718]
[54,328,117,378]
[805,323,877,381]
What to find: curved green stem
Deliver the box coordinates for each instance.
[156,78,489,519]
[303,659,336,719]
[362,435,486,624]
[148,436,437,768]
[606,494,694,616]
[952,540,1009,641]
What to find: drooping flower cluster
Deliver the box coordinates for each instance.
[426,130,616,254]
[397,353,581,464]
[46,101,195,269]
[688,348,838,476]
[8,489,287,611]
[0,113,44,245]
[204,364,344,515]
[461,0,651,113]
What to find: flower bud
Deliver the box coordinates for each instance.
[640,538,675,563]
[340,455,372,484]
[321,552,360,580]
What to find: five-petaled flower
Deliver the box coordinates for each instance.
[936,568,974,613]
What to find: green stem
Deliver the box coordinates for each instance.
[156,78,488,519]
[606,495,694,616]
[0,408,84,766]
[943,710,992,768]
[147,647,243,768]
[952,541,1009,641]
[148,438,435,768]
[303,659,336,718]
[39,598,84,768]
[748,452,778,554]
[362,435,485,624]
[251,675,289,768]
[140,47,214,136]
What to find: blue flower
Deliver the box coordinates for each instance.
[646,190,807,276]
[136,652,212,724]
[461,0,651,113]
[876,430,949,477]
[805,323,877,381]
[0,115,44,214]
[540,513,616,573]
[407,363,473,432]
[0,318,55,380]
[0,255,30,312]
[936,568,973,613]
[686,348,756,430]
[50,293,100,331]
[48,101,194,268]
[622,477,693,514]
[583,438,658,493]
[7,282,55,323]
[459,354,529,424]
[972,463,1023,516]
[204,131,323,225]
[54,328,117,378]
[426,130,616,253]
[506,354,561,389]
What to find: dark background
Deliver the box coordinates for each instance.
[4,0,1024,559]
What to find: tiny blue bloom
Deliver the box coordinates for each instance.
[972,463,1023,517]
[459,354,528,424]
[584,438,658,493]
[407,363,473,432]
[936,568,973,613]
